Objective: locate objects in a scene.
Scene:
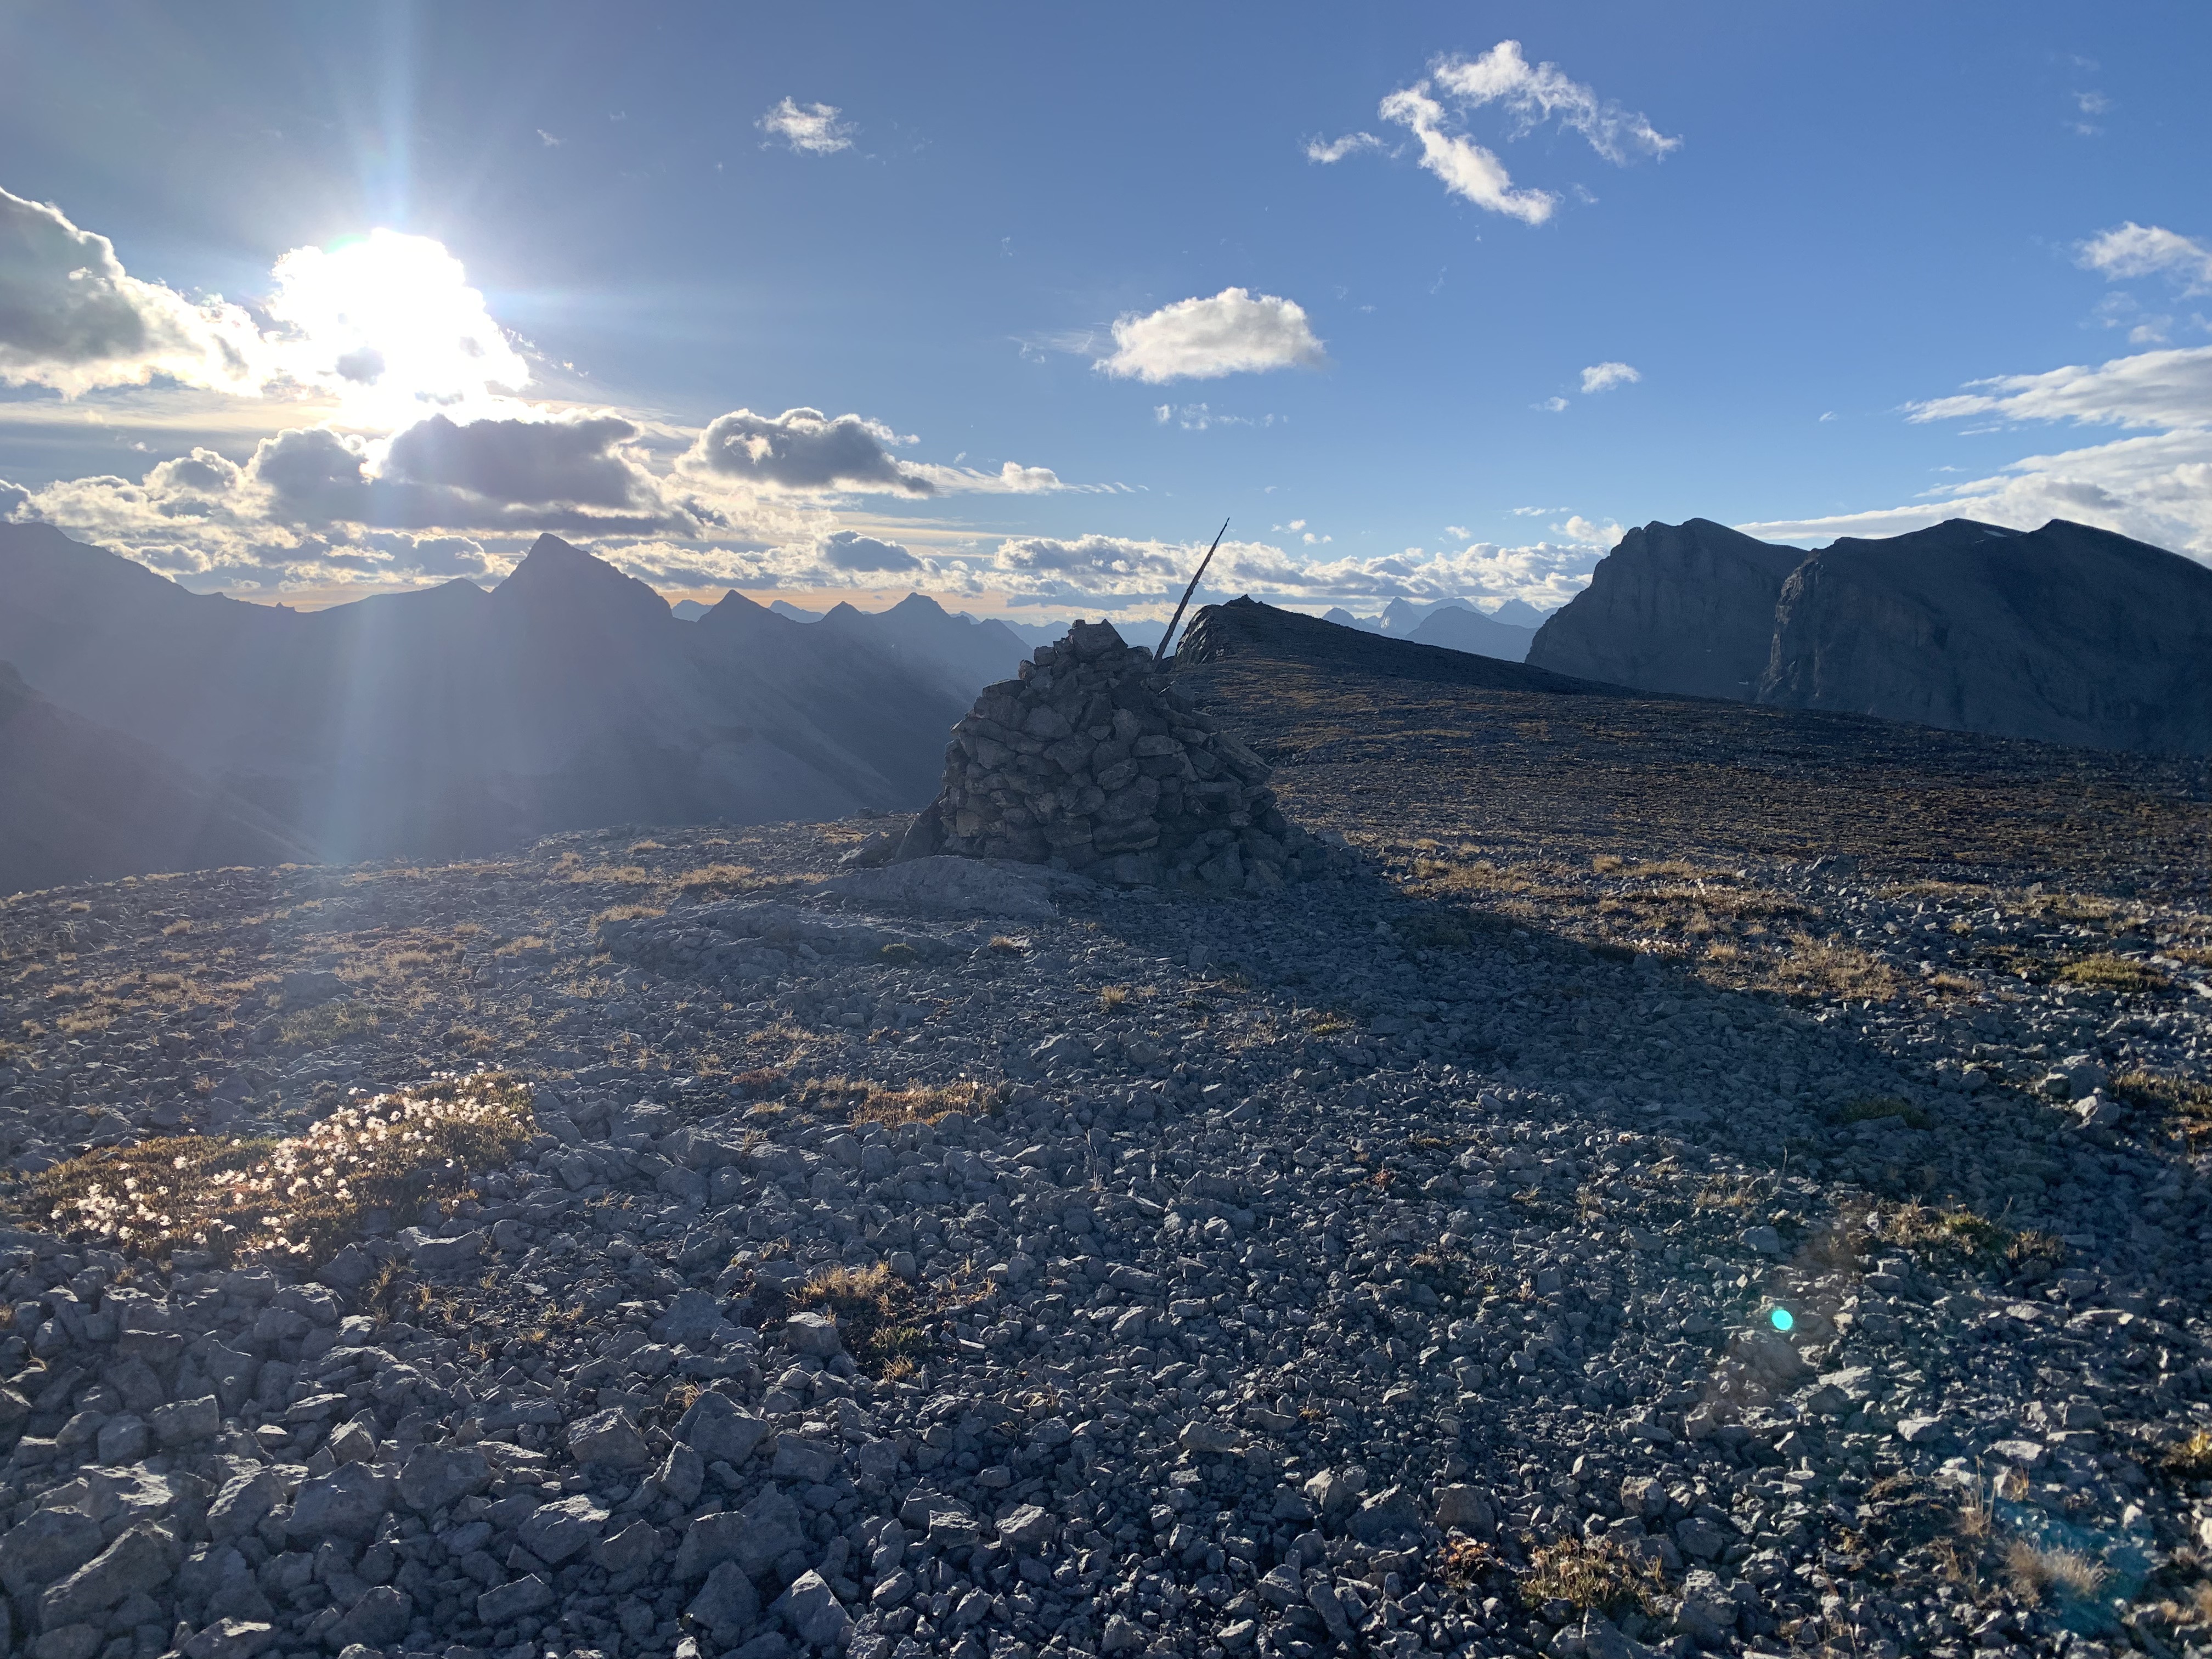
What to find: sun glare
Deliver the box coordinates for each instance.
[266,228,529,420]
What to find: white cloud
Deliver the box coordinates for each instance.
[537,129,562,146]
[1737,426,2212,560]
[1553,515,1623,546]
[1535,395,1569,413]
[1096,289,1325,384]
[0,185,267,395]
[1904,345,2212,430]
[681,407,934,495]
[1373,41,1675,223]
[1151,402,1279,430]
[1579,360,1640,393]
[1430,41,1679,165]
[2076,222,2212,295]
[981,531,1599,613]
[757,98,856,155]
[1378,84,1555,224]
[818,529,919,572]
[1746,341,2212,561]
[905,459,1086,494]
[1305,132,1383,163]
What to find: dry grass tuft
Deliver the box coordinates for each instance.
[277,999,380,1050]
[2005,1538,2109,1604]
[782,1262,934,1378]
[676,864,756,892]
[1877,1201,2018,1267]
[2113,1069,2212,1126]
[1517,1537,1665,1617]
[1098,985,1129,1011]
[29,1073,533,1266]
[1837,1095,1932,1129]
[2056,953,2170,995]
[799,1075,1007,1128]
[2163,1429,2212,1482]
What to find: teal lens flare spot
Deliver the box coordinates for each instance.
[1769,1307,1795,1333]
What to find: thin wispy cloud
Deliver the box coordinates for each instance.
[1363,41,1677,223]
[1305,132,1383,164]
[1904,345,2212,430]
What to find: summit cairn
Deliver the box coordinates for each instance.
[896,619,1331,889]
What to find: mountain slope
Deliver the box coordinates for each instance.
[811,591,1031,699]
[1524,515,2212,753]
[0,662,313,894]
[1174,595,1616,695]
[1757,518,2212,752]
[0,526,969,879]
[1404,605,1537,662]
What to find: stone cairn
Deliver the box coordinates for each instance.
[896,619,1333,890]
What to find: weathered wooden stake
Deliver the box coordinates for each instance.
[1154,518,1230,663]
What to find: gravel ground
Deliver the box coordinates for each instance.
[0,790,2209,1659]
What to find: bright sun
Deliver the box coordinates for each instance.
[265,228,529,420]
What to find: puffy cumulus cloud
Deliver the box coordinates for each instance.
[819,529,921,572]
[1905,345,2212,430]
[1306,132,1383,163]
[1430,42,1678,166]
[1096,289,1327,384]
[1554,514,1624,546]
[0,185,266,395]
[245,414,696,534]
[757,98,856,155]
[681,407,935,495]
[1579,360,1640,393]
[2077,222,2212,294]
[1372,43,1675,223]
[382,413,657,510]
[5,409,713,587]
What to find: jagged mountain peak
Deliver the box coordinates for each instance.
[492,533,669,625]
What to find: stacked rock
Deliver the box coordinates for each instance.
[896,620,1333,890]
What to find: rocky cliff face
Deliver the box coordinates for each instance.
[1758,518,2212,752]
[1528,515,2212,754]
[1526,519,1805,699]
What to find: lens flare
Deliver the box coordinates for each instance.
[1769,1306,1795,1333]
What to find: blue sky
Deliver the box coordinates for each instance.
[2,1,2207,618]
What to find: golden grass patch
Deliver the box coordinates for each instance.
[799,1075,1007,1128]
[2056,953,2171,995]
[278,999,380,1050]
[29,1073,534,1266]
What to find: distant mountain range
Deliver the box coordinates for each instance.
[1529,517,2212,753]
[0,524,975,890]
[1321,595,1547,662]
[675,592,1092,686]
